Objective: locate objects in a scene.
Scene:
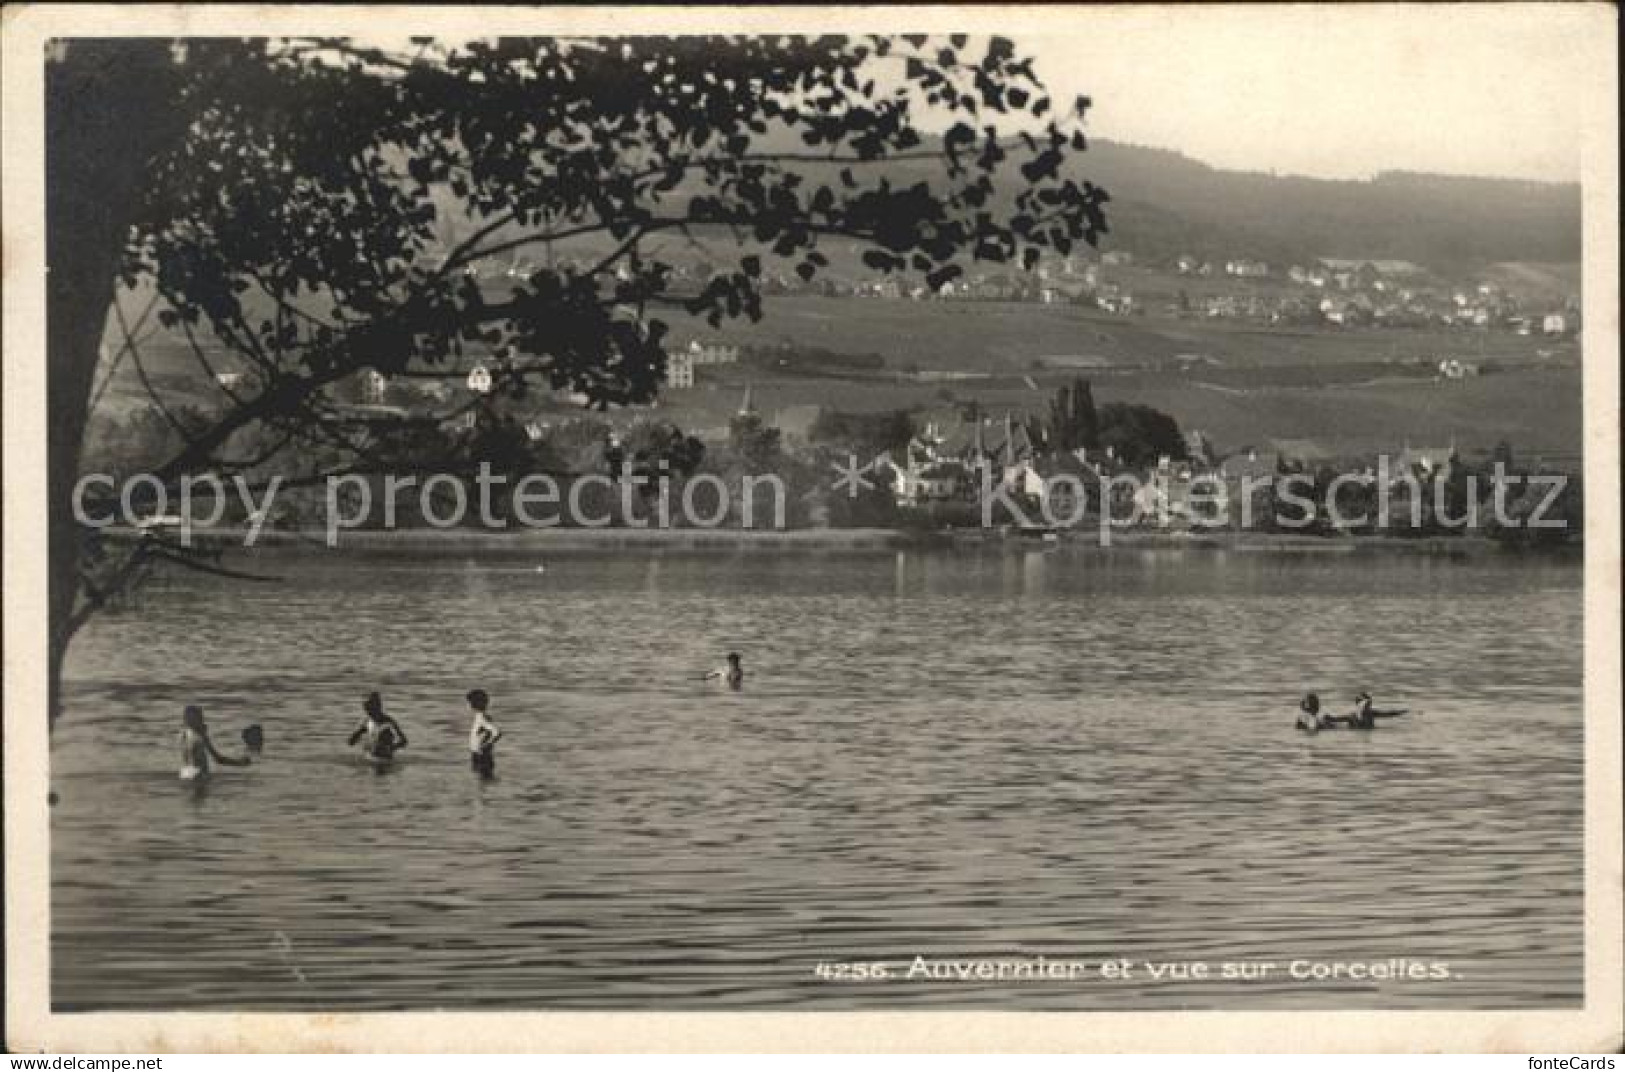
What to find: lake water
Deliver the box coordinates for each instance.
[50,547,1585,1010]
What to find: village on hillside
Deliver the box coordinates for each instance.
[88,198,1584,546]
[110,221,1585,545]
[145,350,1583,545]
[452,248,1583,348]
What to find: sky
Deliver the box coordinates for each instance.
[1008,5,1594,183]
[344,6,1602,185]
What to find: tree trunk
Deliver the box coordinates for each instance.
[45,41,186,729]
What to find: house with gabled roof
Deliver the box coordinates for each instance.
[934,412,1036,471]
[887,456,972,506]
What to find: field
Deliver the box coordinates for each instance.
[680,295,1576,373]
[1479,262,1584,303]
[656,296,1583,457]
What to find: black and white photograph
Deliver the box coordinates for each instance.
[3,3,1620,1054]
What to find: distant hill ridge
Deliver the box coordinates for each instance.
[425,129,1581,275]
[1072,138,1579,269]
[711,129,1581,271]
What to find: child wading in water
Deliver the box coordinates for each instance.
[466,689,503,778]
[348,692,408,767]
[178,705,251,780]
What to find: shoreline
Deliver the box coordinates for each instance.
[101,525,1571,559]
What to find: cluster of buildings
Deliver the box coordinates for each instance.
[878,413,1097,521]
[1173,256,1580,336]
[875,412,1484,532]
[318,342,744,444]
[1115,443,1470,529]
[664,339,741,390]
[443,242,1578,345]
[803,249,1582,340]
[299,359,1570,537]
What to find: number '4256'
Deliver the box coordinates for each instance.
[814,961,891,981]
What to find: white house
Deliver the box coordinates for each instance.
[886,444,970,506]
[666,349,695,389]
[1225,259,1269,278]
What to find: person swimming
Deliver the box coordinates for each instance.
[1343,691,1408,728]
[241,724,264,755]
[704,652,745,691]
[1301,690,1409,731]
[178,705,251,780]
[348,692,408,766]
[466,688,503,778]
[1295,692,1325,733]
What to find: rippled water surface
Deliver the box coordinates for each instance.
[51,548,1584,1010]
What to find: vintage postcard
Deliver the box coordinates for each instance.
[3,3,1620,1054]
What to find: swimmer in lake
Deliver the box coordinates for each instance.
[1342,690,1408,729]
[466,688,503,779]
[704,652,745,691]
[1308,690,1410,730]
[178,705,251,780]
[348,692,408,765]
[1295,692,1326,733]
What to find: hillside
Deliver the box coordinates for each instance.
[87,132,1585,465]
[679,296,1570,373]
[652,300,1583,457]
[837,136,1581,270]
[1072,142,1581,268]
